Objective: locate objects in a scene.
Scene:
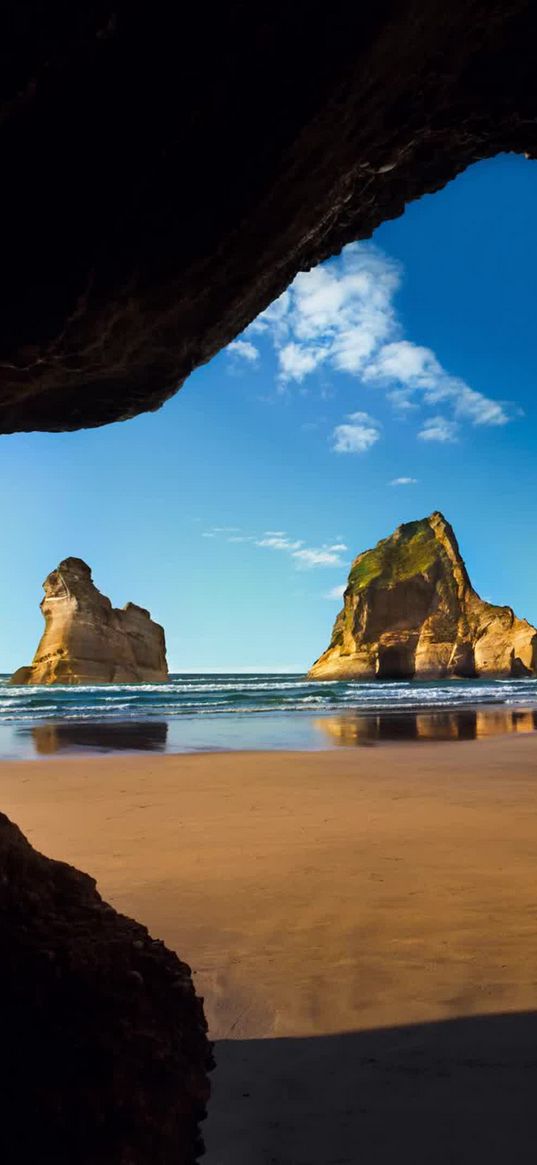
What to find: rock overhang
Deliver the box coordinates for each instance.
[2,2,537,432]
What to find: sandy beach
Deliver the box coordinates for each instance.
[2,736,537,1162]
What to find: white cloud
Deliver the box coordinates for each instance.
[452,384,509,426]
[278,342,325,381]
[367,341,510,427]
[390,476,418,486]
[366,340,442,391]
[244,241,514,441]
[292,547,344,568]
[256,535,346,569]
[205,524,347,570]
[255,535,304,551]
[418,416,459,443]
[324,584,346,600]
[226,339,259,363]
[252,248,399,387]
[332,411,381,454]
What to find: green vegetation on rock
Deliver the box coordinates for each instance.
[348,520,441,592]
[309,511,537,681]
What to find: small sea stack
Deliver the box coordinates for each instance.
[10,557,168,685]
[309,512,537,681]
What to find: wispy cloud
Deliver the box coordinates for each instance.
[246,242,514,441]
[323,584,346,600]
[256,534,346,568]
[256,535,303,552]
[332,411,381,454]
[366,340,509,426]
[226,339,260,364]
[292,546,345,568]
[418,416,459,443]
[390,476,418,486]
[203,526,346,570]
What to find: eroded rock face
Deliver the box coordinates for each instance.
[11,557,168,684]
[0,811,212,1163]
[2,3,537,431]
[309,512,537,680]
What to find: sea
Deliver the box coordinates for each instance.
[1,673,537,759]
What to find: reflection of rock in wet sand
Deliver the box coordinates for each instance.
[32,721,168,754]
[316,708,537,746]
[416,712,477,740]
[475,710,537,737]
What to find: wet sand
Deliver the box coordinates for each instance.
[1,737,537,1161]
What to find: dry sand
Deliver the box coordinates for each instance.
[1,737,537,1162]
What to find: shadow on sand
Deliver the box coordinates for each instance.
[205,1011,537,1163]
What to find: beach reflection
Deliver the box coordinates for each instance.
[315,708,537,746]
[31,720,169,754]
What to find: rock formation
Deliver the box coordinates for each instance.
[0,811,212,1163]
[10,557,168,685]
[2,4,537,431]
[309,512,537,681]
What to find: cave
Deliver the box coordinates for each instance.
[2,1,537,432]
[3,3,537,1161]
[376,644,416,680]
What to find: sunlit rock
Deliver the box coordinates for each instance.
[10,557,168,684]
[309,512,537,680]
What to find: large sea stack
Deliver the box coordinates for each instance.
[309,512,537,681]
[11,558,168,685]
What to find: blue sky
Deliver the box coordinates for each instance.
[2,153,537,672]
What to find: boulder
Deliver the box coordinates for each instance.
[0,811,212,1163]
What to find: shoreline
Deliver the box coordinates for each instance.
[0,699,536,760]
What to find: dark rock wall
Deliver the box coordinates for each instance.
[2,1,537,431]
[0,812,213,1163]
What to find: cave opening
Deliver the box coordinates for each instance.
[376,644,416,680]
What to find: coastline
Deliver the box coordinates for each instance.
[3,671,537,761]
[3,737,537,1160]
[0,700,536,760]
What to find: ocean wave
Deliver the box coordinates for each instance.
[0,672,536,724]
